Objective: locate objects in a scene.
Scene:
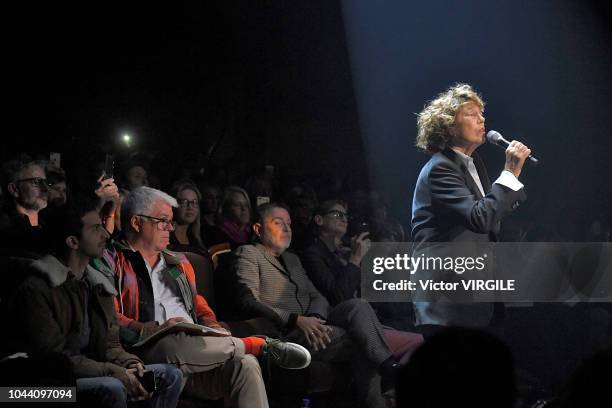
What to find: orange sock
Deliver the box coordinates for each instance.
[240,337,266,356]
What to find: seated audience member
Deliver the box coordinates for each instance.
[93,186,311,408]
[120,160,149,192]
[0,155,49,256]
[233,203,402,408]
[0,155,48,228]
[301,200,366,305]
[301,200,423,365]
[287,196,316,253]
[205,186,252,248]
[396,328,516,408]
[368,193,405,242]
[4,196,183,407]
[199,183,221,238]
[45,165,68,208]
[168,180,207,255]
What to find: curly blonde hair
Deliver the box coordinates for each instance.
[415,83,484,154]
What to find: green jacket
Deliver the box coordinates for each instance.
[8,255,142,378]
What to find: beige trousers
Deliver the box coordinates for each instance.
[137,332,269,408]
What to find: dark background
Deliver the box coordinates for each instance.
[2,0,611,237]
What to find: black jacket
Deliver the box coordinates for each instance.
[301,238,361,307]
[410,149,526,327]
[412,149,526,244]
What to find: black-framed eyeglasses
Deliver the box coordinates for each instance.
[136,214,177,231]
[177,199,199,208]
[14,177,49,189]
[324,210,349,220]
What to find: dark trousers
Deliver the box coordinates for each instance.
[285,298,392,408]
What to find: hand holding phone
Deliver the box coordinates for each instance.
[349,231,371,266]
[357,221,369,235]
[102,154,114,180]
[138,369,156,393]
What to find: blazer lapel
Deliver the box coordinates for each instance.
[472,152,492,194]
[443,149,485,199]
[473,152,499,240]
[255,243,289,276]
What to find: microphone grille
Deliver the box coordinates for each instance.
[486,130,502,144]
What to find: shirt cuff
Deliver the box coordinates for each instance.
[494,170,524,191]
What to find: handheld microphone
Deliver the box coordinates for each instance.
[486,130,539,165]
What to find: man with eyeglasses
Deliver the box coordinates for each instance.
[0,156,49,257]
[4,195,184,407]
[233,203,402,408]
[93,186,311,408]
[302,200,371,306]
[302,200,423,371]
[1,159,48,226]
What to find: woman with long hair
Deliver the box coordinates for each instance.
[205,186,252,248]
[168,180,206,254]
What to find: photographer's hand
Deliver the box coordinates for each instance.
[349,232,371,266]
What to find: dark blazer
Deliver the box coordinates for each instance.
[411,149,527,326]
[301,238,361,307]
[412,149,526,244]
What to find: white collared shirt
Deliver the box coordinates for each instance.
[144,254,194,325]
[451,148,524,194]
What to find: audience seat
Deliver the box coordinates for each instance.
[208,243,232,270]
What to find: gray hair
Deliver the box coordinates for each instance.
[1,156,46,190]
[254,202,290,224]
[121,186,178,230]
